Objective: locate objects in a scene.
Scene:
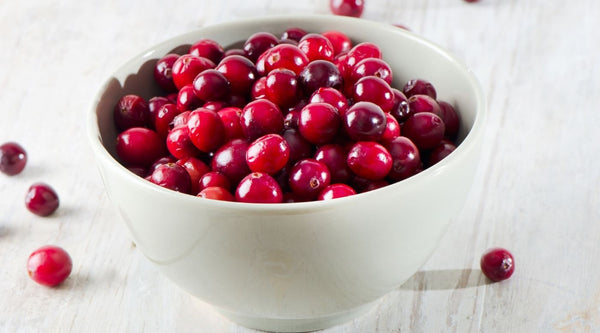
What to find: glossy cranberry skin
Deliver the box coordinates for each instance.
[309,87,349,116]
[344,42,382,69]
[154,103,180,138]
[251,76,267,100]
[0,142,27,175]
[224,48,246,57]
[166,126,199,159]
[149,156,177,174]
[198,186,234,201]
[116,127,166,167]
[202,100,228,112]
[284,109,300,129]
[243,32,279,62]
[321,30,352,56]
[298,60,343,95]
[381,113,401,142]
[149,163,191,194]
[189,39,225,64]
[330,0,364,17]
[480,248,515,282]
[262,44,310,75]
[192,69,230,102]
[298,102,341,145]
[390,88,412,122]
[27,245,72,287]
[217,107,244,140]
[171,54,215,90]
[403,79,437,99]
[187,108,225,152]
[350,58,393,85]
[385,136,422,181]
[176,84,203,112]
[199,171,232,191]
[153,53,179,93]
[408,94,442,117]
[113,94,149,131]
[282,128,314,164]
[240,99,284,141]
[265,68,299,108]
[289,159,331,200]
[235,172,283,203]
[148,96,171,130]
[211,139,251,185]
[25,183,59,216]
[438,101,460,139]
[298,33,335,62]
[402,112,446,150]
[353,76,395,112]
[281,27,307,42]
[172,110,191,128]
[216,55,257,96]
[347,142,392,181]
[246,134,290,174]
[344,101,387,142]
[177,156,210,195]
[318,183,356,200]
[314,144,352,183]
[427,139,456,166]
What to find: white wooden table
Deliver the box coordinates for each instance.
[1,0,599,331]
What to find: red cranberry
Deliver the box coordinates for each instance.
[284,109,300,130]
[192,69,230,102]
[321,30,352,56]
[314,144,352,183]
[344,42,382,69]
[350,58,393,85]
[235,172,283,203]
[153,54,179,93]
[217,107,244,140]
[318,183,356,200]
[353,76,395,112]
[261,44,310,75]
[187,108,225,152]
[240,99,284,141]
[202,100,228,112]
[403,79,437,99]
[176,84,203,112]
[298,60,343,95]
[243,32,279,62]
[330,0,364,17]
[177,156,210,195]
[224,48,246,57]
[343,101,387,142]
[282,128,314,164]
[427,139,456,166]
[189,38,225,64]
[172,110,191,128]
[309,87,349,116]
[289,159,331,200]
[480,247,515,282]
[265,68,299,108]
[402,112,446,150]
[127,166,147,177]
[385,136,422,181]
[381,113,401,142]
[171,54,215,90]
[149,156,177,174]
[246,134,290,174]
[25,183,59,217]
[225,94,247,108]
[113,94,149,131]
[116,127,166,167]
[438,101,460,139]
[347,142,392,181]
[216,55,257,96]
[0,142,27,176]
[298,33,335,62]
[390,88,412,122]
[154,103,180,138]
[148,96,171,130]
[251,76,267,100]
[166,126,200,159]
[198,186,234,201]
[27,245,72,287]
[199,171,232,191]
[408,94,442,117]
[351,176,388,193]
[281,27,307,42]
[298,102,341,145]
[149,163,191,194]
[211,139,251,185]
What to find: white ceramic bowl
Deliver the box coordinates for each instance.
[88,15,486,332]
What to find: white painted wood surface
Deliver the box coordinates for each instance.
[1,0,599,331]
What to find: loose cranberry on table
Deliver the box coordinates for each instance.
[27,245,72,287]
[25,183,60,217]
[480,247,515,282]
[0,142,27,176]
[330,0,365,17]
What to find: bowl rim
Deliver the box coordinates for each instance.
[87,14,487,214]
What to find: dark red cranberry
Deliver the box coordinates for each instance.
[0,142,27,176]
[171,54,215,90]
[246,134,290,174]
[427,139,456,166]
[281,27,307,42]
[282,128,314,164]
[480,247,515,282]
[390,88,412,122]
[438,101,460,139]
[211,139,251,185]
[347,142,392,181]
[225,94,247,108]
[261,44,310,75]
[321,30,352,56]
[385,136,422,181]
[202,100,228,112]
[116,127,166,167]
[351,176,388,193]
[187,108,225,152]
[343,101,387,142]
[153,54,179,93]
[166,126,200,159]
[192,69,230,102]
[298,60,343,95]
[330,0,364,17]
[298,102,341,145]
[198,186,234,201]
[189,39,225,64]
[318,183,356,200]
[240,99,284,141]
[344,42,382,69]
[243,32,279,62]
[177,156,210,195]
[314,144,352,183]
[381,113,401,142]
[27,245,72,287]
[199,171,232,191]
[176,84,203,112]
[408,94,442,117]
[224,48,246,57]
[127,166,147,177]
[288,159,331,200]
[154,103,180,138]
[265,68,299,108]
[402,112,446,150]
[298,33,335,62]
[353,76,395,112]
[113,94,149,131]
[403,79,437,99]
[309,87,349,116]
[147,96,171,130]
[25,183,59,217]
[465,0,480,3]
[284,109,300,130]
[149,156,177,174]
[251,76,267,100]
[235,172,283,203]
[149,163,191,194]
[171,111,191,128]
[216,55,257,96]
[350,58,393,85]
[217,107,244,140]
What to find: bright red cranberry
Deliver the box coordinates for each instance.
[240,99,284,141]
[154,103,180,138]
[330,0,364,17]
[149,163,191,194]
[265,68,299,108]
[298,33,335,62]
[171,54,215,90]
[347,142,392,181]
[480,247,515,282]
[25,183,59,217]
[261,44,310,75]
[289,159,331,200]
[217,107,244,140]
[216,55,257,96]
[403,79,437,99]
[298,60,343,96]
[282,128,314,164]
[116,127,166,167]
[353,76,395,112]
[318,183,356,200]
[27,245,72,287]
[350,58,393,85]
[113,94,149,131]
[438,101,460,139]
[344,42,382,69]
[381,113,401,142]
[402,112,446,150]
[343,101,387,142]
[246,134,290,174]
[321,30,352,56]
[199,171,232,191]
[177,156,210,195]
[243,32,279,62]
[408,94,442,117]
[251,76,267,100]
[314,144,352,183]
[198,186,234,201]
[281,27,307,42]
[202,100,228,112]
[385,136,422,182]
[190,39,225,64]
[0,142,27,176]
[309,87,349,116]
[427,139,456,166]
[390,88,412,122]
[172,110,191,128]
[187,108,225,152]
[298,102,341,145]
[153,53,179,93]
[211,139,251,185]
[166,126,200,159]
[235,172,283,203]
[148,96,171,130]
[192,69,230,102]
[176,84,203,112]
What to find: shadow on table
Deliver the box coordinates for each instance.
[399,268,491,291]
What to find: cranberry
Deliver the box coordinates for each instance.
[216,55,257,96]
[347,141,392,181]
[172,110,191,128]
[116,127,166,167]
[351,176,388,193]
[211,139,251,185]
[261,44,310,75]
[381,113,401,142]
[187,108,225,152]
[243,32,279,62]
[198,186,234,201]
[225,94,247,108]
[298,33,335,62]
[148,96,171,129]
[192,69,230,102]
[318,183,356,200]
[202,100,228,112]
[240,99,284,141]
[402,112,445,150]
[127,166,147,178]
[0,142,27,176]
[480,247,515,282]
[166,126,200,159]
[344,42,382,69]
[265,68,299,108]
[282,128,314,164]
[321,30,352,56]
[353,76,395,112]
[298,102,341,145]
[113,94,149,131]
[251,76,267,100]
[224,48,246,57]
[330,0,364,17]
[343,101,387,142]
[199,171,232,191]
[309,87,349,116]
[427,139,456,166]
[189,38,225,64]
[403,79,437,99]
[390,88,412,122]
[149,163,191,194]
[153,53,179,93]
[149,156,177,174]
[235,172,283,203]
[408,94,442,117]
[289,159,331,200]
[154,103,180,138]
[177,156,210,195]
[25,183,60,217]
[314,144,352,183]
[217,107,244,140]
[438,101,460,139]
[385,136,421,181]
[246,134,290,174]
[176,84,203,112]
[171,54,215,90]
[281,27,307,42]
[27,245,72,287]
[350,58,393,85]
[298,60,343,95]
[284,109,300,130]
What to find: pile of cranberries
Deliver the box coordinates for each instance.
[113,28,462,204]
